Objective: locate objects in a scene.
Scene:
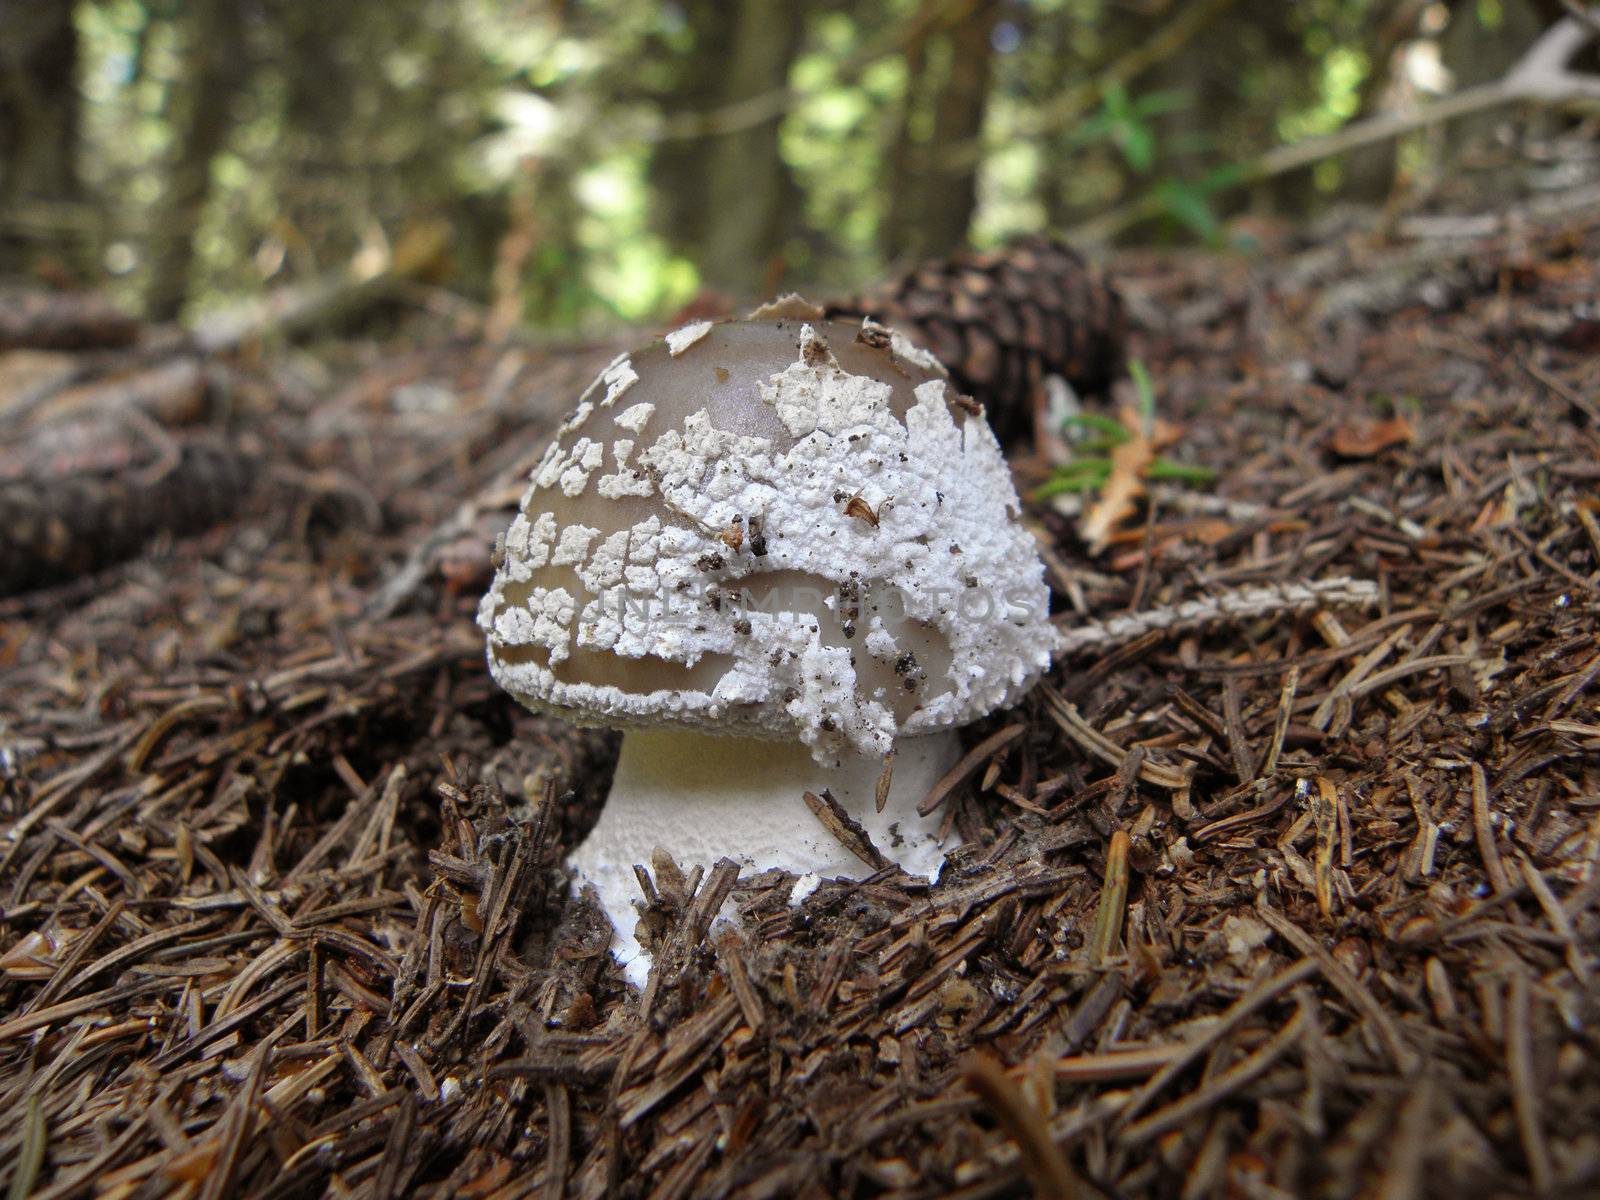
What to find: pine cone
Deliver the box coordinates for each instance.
[825,237,1124,446]
[0,436,256,597]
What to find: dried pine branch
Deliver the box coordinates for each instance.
[0,287,139,351]
[0,436,257,597]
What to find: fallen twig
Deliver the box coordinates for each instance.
[1054,578,1380,657]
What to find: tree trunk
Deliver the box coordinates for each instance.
[0,0,82,276]
[1338,0,1435,205]
[918,0,1000,257]
[1038,1,1146,231]
[1439,0,1551,88]
[693,0,810,293]
[882,0,940,263]
[879,0,1000,263]
[1436,0,1551,170]
[649,0,738,265]
[143,0,250,320]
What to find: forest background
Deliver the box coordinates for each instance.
[0,0,1582,330]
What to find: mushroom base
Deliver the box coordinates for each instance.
[571,728,962,986]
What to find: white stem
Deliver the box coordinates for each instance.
[570,728,961,985]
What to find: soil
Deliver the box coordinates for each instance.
[2,203,1598,1199]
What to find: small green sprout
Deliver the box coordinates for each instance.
[1031,358,1217,503]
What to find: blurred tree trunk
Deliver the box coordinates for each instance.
[1439,0,1550,88]
[143,0,250,320]
[919,0,999,256]
[0,0,82,276]
[881,0,1000,262]
[1338,0,1434,205]
[1127,0,1313,226]
[695,0,810,292]
[276,3,366,275]
[650,1,738,268]
[883,0,940,262]
[1436,0,1549,173]
[1040,4,1136,231]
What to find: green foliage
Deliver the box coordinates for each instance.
[1035,359,1215,501]
[47,0,1498,327]
[1153,165,1249,244]
[1062,82,1277,246]
[1067,83,1190,175]
[1127,357,1156,424]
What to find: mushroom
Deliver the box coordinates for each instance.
[479,304,1054,983]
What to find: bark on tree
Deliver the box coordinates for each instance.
[919,0,1000,256]
[1038,7,1088,232]
[1440,0,1552,88]
[880,0,1000,262]
[0,0,83,276]
[1338,0,1436,204]
[649,0,738,265]
[1121,0,1315,223]
[1437,0,1553,164]
[143,0,251,320]
[882,0,940,262]
[695,0,810,292]
[646,0,809,293]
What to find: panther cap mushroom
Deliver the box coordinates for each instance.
[479,304,1054,982]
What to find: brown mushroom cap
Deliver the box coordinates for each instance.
[479,315,1053,763]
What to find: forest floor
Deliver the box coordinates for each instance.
[2,201,1598,1200]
